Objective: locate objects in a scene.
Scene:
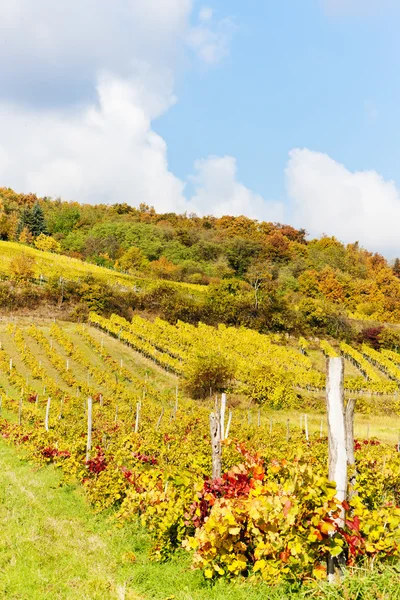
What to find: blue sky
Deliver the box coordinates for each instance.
[0,0,400,254]
[159,0,400,199]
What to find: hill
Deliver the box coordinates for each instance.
[2,186,400,341]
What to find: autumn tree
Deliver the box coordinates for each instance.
[244,261,272,309]
[9,254,36,283]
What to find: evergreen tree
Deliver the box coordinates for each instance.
[17,207,34,237]
[30,203,47,237]
[393,258,400,278]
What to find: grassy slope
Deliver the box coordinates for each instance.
[0,241,205,294]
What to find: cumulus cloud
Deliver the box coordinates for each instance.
[0,0,241,214]
[286,148,400,255]
[0,74,187,210]
[0,0,192,108]
[188,156,285,221]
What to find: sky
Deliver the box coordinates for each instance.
[0,0,400,255]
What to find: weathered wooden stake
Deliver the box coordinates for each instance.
[326,357,347,582]
[66,359,69,371]
[45,397,51,432]
[9,358,12,373]
[156,407,164,430]
[210,411,222,480]
[304,414,309,442]
[99,394,103,407]
[345,398,356,498]
[59,397,64,420]
[225,409,233,439]
[220,393,226,440]
[134,402,141,433]
[86,397,93,461]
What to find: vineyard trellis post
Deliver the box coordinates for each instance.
[45,397,51,432]
[210,410,222,480]
[326,357,348,582]
[345,398,356,498]
[86,396,93,461]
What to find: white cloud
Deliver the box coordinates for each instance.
[286,148,400,255]
[0,74,187,210]
[187,8,236,64]
[0,0,239,214]
[188,156,285,221]
[0,0,192,107]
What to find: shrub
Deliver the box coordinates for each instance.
[184,348,234,399]
[9,253,35,283]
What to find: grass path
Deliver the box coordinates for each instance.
[0,439,144,600]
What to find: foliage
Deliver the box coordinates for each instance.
[9,253,36,282]
[184,349,234,399]
[34,233,62,253]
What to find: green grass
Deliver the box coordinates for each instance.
[1,437,400,600]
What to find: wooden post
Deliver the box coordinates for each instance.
[134,402,141,433]
[9,358,12,373]
[176,384,179,408]
[345,398,356,498]
[326,357,347,581]
[220,393,226,441]
[99,394,103,407]
[18,397,22,425]
[66,359,69,371]
[45,397,51,432]
[225,409,232,439]
[156,407,164,430]
[86,397,93,461]
[59,397,64,420]
[304,414,309,442]
[210,411,222,480]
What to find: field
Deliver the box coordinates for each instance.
[1,314,400,597]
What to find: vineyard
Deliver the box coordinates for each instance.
[0,316,400,589]
[0,240,205,296]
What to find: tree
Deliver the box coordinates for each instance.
[30,203,47,237]
[393,258,400,278]
[18,203,47,238]
[184,348,234,399]
[34,233,61,253]
[116,246,148,273]
[9,254,35,283]
[244,261,272,309]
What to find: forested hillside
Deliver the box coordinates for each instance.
[2,186,400,341]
